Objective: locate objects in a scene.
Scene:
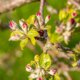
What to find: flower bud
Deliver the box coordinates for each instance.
[26,64,32,72]
[9,20,17,30]
[19,20,28,33]
[70,18,76,25]
[72,12,77,17]
[37,77,43,80]
[36,12,42,26]
[45,15,50,24]
[38,30,44,36]
[37,12,41,16]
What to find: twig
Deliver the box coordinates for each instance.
[0,0,39,14]
[39,0,45,25]
[68,0,80,9]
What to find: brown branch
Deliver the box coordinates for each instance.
[45,2,58,14]
[0,0,39,14]
[39,0,45,25]
[68,0,80,9]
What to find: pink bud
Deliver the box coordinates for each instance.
[9,20,17,30]
[72,12,77,17]
[37,12,41,16]
[19,20,27,33]
[70,18,75,25]
[48,15,50,19]
[37,77,43,80]
[23,23,28,28]
[45,15,50,24]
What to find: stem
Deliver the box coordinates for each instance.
[69,0,80,9]
[39,0,45,25]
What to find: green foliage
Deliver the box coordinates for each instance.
[50,33,63,43]
[20,38,28,50]
[27,29,39,45]
[39,53,51,70]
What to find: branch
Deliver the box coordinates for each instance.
[39,0,45,25]
[68,0,80,9]
[0,0,39,14]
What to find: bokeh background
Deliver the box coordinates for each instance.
[0,0,80,80]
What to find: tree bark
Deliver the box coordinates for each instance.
[0,0,39,14]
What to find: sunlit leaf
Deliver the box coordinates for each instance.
[27,29,39,45]
[54,73,60,80]
[59,10,67,21]
[26,15,35,26]
[39,53,51,70]
[30,37,36,45]
[20,38,28,50]
[50,33,63,43]
[45,25,52,37]
[72,62,77,67]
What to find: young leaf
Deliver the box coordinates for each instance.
[20,38,28,50]
[39,53,51,70]
[30,37,36,45]
[27,29,39,45]
[45,25,51,37]
[59,10,67,21]
[9,30,23,41]
[54,73,60,80]
[50,33,63,43]
[26,15,35,26]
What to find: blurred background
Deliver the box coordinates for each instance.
[0,0,80,80]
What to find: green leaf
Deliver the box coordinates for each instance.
[30,37,36,45]
[27,29,39,37]
[59,10,67,21]
[20,38,28,50]
[10,30,23,37]
[26,15,35,26]
[27,29,39,45]
[50,33,63,43]
[54,73,60,80]
[45,25,52,37]
[39,53,51,70]
[49,77,54,80]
